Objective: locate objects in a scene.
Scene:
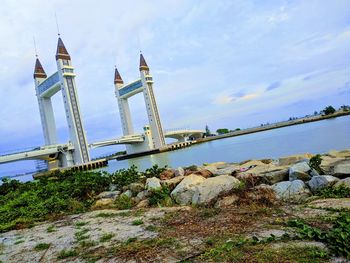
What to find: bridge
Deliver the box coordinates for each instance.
[1,36,205,172]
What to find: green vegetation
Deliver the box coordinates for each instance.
[0,165,166,233]
[309,154,323,174]
[75,221,88,228]
[95,212,119,218]
[57,249,78,259]
[316,185,350,198]
[132,219,144,226]
[114,195,134,210]
[148,186,172,207]
[288,212,350,259]
[79,240,97,248]
[322,105,336,115]
[74,228,90,242]
[99,233,114,242]
[216,128,230,135]
[46,225,56,233]
[14,239,24,245]
[34,243,50,251]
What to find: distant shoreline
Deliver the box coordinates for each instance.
[195,111,350,144]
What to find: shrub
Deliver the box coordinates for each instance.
[148,186,172,207]
[143,164,167,178]
[110,165,140,188]
[57,249,78,259]
[309,154,323,174]
[316,185,350,198]
[132,219,144,226]
[115,195,134,210]
[99,233,114,242]
[34,243,50,251]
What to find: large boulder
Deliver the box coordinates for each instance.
[262,168,289,184]
[174,167,185,177]
[92,198,114,209]
[334,177,350,189]
[308,175,339,192]
[278,154,312,166]
[135,190,150,202]
[160,169,175,180]
[128,183,144,194]
[272,180,311,202]
[171,174,206,205]
[192,169,213,178]
[204,161,229,169]
[215,165,237,175]
[192,175,241,205]
[160,176,185,190]
[332,160,350,178]
[289,162,311,181]
[121,190,132,198]
[145,177,161,191]
[320,156,346,174]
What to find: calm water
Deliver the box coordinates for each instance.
[102,115,350,173]
[6,115,350,182]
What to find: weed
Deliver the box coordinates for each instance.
[198,208,219,219]
[125,237,137,244]
[99,233,114,242]
[75,228,90,242]
[95,212,118,218]
[34,243,50,251]
[309,154,323,174]
[115,195,134,210]
[57,249,78,259]
[316,185,350,198]
[132,219,144,226]
[145,225,158,231]
[79,240,97,248]
[14,239,24,245]
[46,225,56,233]
[148,186,172,207]
[143,164,167,178]
[75,221,88,227]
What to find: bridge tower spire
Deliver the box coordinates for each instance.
[56,37,90,164]
[139,53,165,149]
[114,66,134,136]
[33,57,58,146]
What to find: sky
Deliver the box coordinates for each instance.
[1,0,350,175]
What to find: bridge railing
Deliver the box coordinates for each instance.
[0,146,40,157]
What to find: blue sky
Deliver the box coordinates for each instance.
[1,0,350,175]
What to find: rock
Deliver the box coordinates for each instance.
[308,198,350,210]
[160,176,185,190]
[202,165,218,174]
[214,195,239,208]
[92,198,114,209]
[327,149,350,158]
[121,190,132,198]
[96,191,120,200]
[174,167,185,177]
[160,169,175,180]
[333,160,350,178]
[128,183,144,194]
[308,175,339,192]
[309,168,320,177]
[334,177,350,188]
[171,174,206,205]
[145,177,161,191]
[192,175,241,205]
[135,190,150,202]
[204,161,229,169]
[278,154,312,166]
[136,199,149,208]
[320,156,345,174]
[262,169,289,184]
[272,180,311,202]
[289,162,311,181]
[192,169,213,178]
[215,165,237,175]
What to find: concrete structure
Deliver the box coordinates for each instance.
[114,54,165,154]
[164,129,205,142]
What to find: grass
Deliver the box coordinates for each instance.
[46,225,56,233]
[99,233,114,242]
[14,239,25,245]
[79,240,97,248]
[200,238,329,262]
[95,212,119,218]
[114,195,134,210]
[57,249,78,259]
[34,243,50,251]
[75,221,88,227]
[132,219,144,226]
[75,228,90,242]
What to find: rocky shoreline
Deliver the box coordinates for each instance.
[1,149,350,262]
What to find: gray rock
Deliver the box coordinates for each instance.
[145,177,161,191]
[289,162,311,181]
[129,183,145,194]
[278,154,311,166]
[310,168,320,177]
[135,190,150,202]
[174,167,185,177]
[121,190,132,198]
[136,199,149,208]
[334,177,350,188]
[308,175,339,192]
[192,175,241,205]
[96,191,121,200]
[215,165,237,175]
[171,174,206,205]
[272,180,311,201]
[214,195,239,208]
[160,176,185,190]
[333,160,350,178]
[262,169,289,184]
